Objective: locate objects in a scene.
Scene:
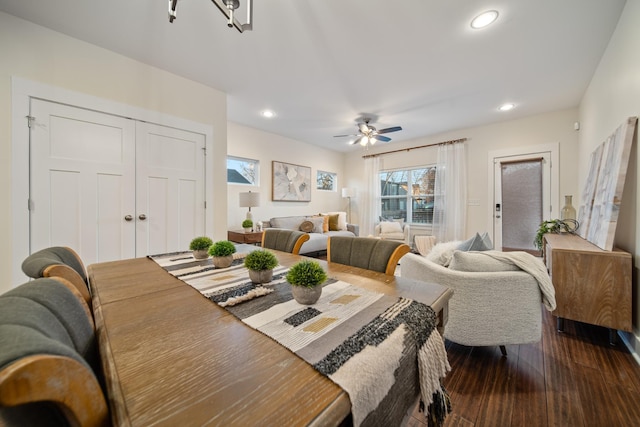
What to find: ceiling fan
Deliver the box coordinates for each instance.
[334,118,402,146]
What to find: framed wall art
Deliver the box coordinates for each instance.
[316,170,337,191]
[272,161,312,201]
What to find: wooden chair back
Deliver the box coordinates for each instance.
[261,229,310,255]
[327,236,410,275]
[0,279,108,427]
[21,246,91,306]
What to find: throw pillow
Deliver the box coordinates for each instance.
[327,214,340,231]
[448,250,521,272]
[306,216,325,233]
[426,240,462,266]
[379,221,403,234]
[299,220,314,233]
[324,211,347,230]
[457,232,493,252]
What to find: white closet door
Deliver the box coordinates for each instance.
[30,99,137,265]
[135,122,206,256]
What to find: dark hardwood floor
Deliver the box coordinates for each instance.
[407,307,640,427]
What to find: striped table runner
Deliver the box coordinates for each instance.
[150,251,451,426]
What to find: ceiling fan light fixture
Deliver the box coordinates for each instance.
[471,10,499,29]
[168,0,253,33]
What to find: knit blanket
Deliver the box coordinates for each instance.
[480,251,557,311]
[149,252,451,426]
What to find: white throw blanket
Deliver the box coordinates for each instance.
[479,251,556,311]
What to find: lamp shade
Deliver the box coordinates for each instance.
[239,191,260,208]
[341,188,356,198]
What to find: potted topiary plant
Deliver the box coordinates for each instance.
[244,249,278,284]
[189,236,213,260]
[208,240,237,268]
[286,260,327,305]
[242,219,253,232]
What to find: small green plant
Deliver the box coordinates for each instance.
[189,236,213,251]
[208,240,237,257]
[534,219,579,250]
[286,260,327,288]
[244,250,278,271]
[242,219,253,229]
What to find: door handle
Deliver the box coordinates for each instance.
[139,214,147,221]
[124,215,133,221]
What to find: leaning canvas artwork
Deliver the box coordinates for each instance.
[582,117,637,250]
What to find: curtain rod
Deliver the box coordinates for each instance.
[361,137,468,159]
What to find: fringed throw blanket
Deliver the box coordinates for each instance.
[150,252,451,426]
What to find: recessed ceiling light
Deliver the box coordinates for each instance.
[498,103,515,111]
[471,10,499,29]
[261,110,275,118]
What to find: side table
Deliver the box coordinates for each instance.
[227,230,263,245]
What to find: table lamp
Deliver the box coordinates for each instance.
[239,191,260,221]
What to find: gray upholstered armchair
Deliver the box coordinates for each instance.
[401,250,555,355]
[374,221,410,244]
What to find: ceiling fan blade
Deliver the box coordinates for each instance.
[372,135,391,143]
[377,126,402,134]
[334,133,361,138]
[351,136,366,145]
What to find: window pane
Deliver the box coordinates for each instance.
[227,156,259,185]
[379,166,436,224]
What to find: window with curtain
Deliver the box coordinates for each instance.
[379,166,436,224]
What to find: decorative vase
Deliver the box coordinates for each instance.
[560,195,576,221]
[249,269,273,284]
[291,285,322,305]
[244,227,252,233]
[212,255,234,268]
[192,249,209,260]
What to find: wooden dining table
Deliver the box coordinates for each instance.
[88,245,452,426]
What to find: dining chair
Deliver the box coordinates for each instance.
[21,246,91,306]
[327,236,411,275]
[0,279,108,427]
[261,229,311,255]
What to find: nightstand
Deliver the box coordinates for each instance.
[227,230,263,245]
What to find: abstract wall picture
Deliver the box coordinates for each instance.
[272,161,312,202]
[316,170,337,191]
[584,117,637,250]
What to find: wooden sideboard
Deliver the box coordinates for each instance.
[543,233,632,342]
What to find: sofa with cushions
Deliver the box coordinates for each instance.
[261,211,359,255]
[400,232,556,354]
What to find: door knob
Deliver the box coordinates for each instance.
[124,215,133,221]
[139,214,147,220]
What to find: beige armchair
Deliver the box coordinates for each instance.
[374,221,410,244]
[400,250,555,356]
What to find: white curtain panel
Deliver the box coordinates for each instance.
[433,142,467,242]
[362,156,380,237]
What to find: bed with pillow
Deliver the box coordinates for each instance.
[260,212,358,255]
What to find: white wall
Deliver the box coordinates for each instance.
[343,108,580,239]
[0,12,228,293]
[578,1,640,349]
[227,122,347,228]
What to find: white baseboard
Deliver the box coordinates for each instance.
[619,330,640,366]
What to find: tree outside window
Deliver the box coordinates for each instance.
[227,156,259,185]
[379,166,436,223]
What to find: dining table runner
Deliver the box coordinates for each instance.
[149,251,451,426]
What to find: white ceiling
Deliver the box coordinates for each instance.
[0,0,627,152]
